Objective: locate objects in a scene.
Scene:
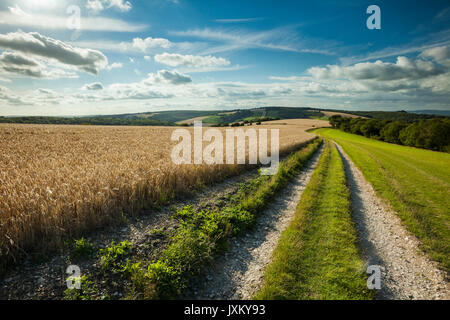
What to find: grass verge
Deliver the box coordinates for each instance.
[127,138,323,299]
[254,140,373,300]
[315,128,450,272]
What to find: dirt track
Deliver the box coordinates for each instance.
[184,144,324,300]
[336,143,448,300]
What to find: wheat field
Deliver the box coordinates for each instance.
[0,119,328,265]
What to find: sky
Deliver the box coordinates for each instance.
[0,0,449,116]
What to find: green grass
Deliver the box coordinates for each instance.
[314,128,450,271]
[128,138,323,299]
[255,141,372,300]
[201,115,222,124]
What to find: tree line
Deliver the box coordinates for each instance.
[329,115,450,152]
[0,116,174,126]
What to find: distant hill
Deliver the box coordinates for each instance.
[0,116,174,126]
[0,107,321,126]
[409,110,450,117]
[1,107,447,126]
[315,109,447,122]
[113,110,219,123]
[121,107,321,125]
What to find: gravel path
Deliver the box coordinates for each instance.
[335,143,449,300]
[184,144,324,300]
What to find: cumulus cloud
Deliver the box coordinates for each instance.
[0,51,38,67]
[37,88,57,96]
[154,53,230,70]
[0,51,77,79]
[0,51,41,78]
[86,0,132,12]
[106,62,123,70]
[309,56,444,81]
[269,75,309,81]
[143,70,192,85]
[0,85,29,105]
[0,31,108,75]
[131,37,172,52]
[84,83,174,101]
[83,82,104,90]
[217,87,266,99]
[420,46,450,67]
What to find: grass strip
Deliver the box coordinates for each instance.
[315,128,450,271]
[127,138,323,299]
[254,140,373,300]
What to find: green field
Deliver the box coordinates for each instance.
[314,128,450,271]
[255,141,372,300]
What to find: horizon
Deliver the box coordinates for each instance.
[1,106,449,118]
[0,0,449,116]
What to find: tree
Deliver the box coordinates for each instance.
[399,122,421,147]
[349,118,365,135]
[360,119,385,139]
[329,115,343,128]
[380,121,408,144]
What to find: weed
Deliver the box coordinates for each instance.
[64,275,97,300]
[70,237,94,261]
[99,240,131,273]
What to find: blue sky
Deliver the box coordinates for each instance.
[0,0,449,115]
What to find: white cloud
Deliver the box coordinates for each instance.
[131,37,172,52]
[106,62,123,70]
[86,0,104,12]
[70,38,202,55]
[143,70,192,85]
[8,5,30,17]
[420,46,450,67]
[309,56,444,81]
[340,30,450,65]
[86,0,132,12]
[0,85,30,105]
[154,53,231,70]
[214,18,263,23]
[0,9,146,32]
[169,27,334,56]
[269,75,310,81]
[0,31,108,75]
[0,51,77,79]
[83,82,104,90]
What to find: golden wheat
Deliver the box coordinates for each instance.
[0,119,328,264]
